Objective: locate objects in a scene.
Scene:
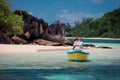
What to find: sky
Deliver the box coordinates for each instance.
[11,0,120,26]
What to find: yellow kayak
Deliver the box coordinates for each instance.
[67,50,89,62]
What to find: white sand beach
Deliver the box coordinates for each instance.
[0,44,72,53]
[0,44,120,55]
[0,44,120,59]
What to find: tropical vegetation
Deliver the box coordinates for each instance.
[67,7,120,38]
[0,0,23,35]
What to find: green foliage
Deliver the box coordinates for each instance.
[0,0,11,21]
[6,14,24,35]
[0,0,24,35]
[0,20,12,33]
[68,7,120,38]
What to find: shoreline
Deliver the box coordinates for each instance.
[0,44,72,53]
[66,37,120,40]
[0,44,119,53]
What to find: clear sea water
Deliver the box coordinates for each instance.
[67,38,120,48]
[0,38,120,80]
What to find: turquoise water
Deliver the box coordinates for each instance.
[0,38,120,80]
[67,38,120,48]
[86,42,120,48]
[67,38,120,43]
[0,49,120,80]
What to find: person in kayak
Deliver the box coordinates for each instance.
[73,37,83,50]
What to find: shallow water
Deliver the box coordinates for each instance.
[86,42,120,48]
[0,48,120,80]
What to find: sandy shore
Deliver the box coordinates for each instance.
[0,44,120,59]
[0,44,72,53]
[0,44,120,56]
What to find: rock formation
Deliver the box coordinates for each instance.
[12,35,27,44]
[0,31,12,44]
[14,10,48,41]
[14,10,70,45]
[34,39,62,46]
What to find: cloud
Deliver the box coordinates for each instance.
[53,1,61,6]
[90,0,104,4]
[28,12,33,15]
[57,9,103,26]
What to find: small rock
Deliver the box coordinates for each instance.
[97,46,112,49]
[83,44,95,47]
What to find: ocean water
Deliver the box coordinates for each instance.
[67,38,120,43]
[67,38,120,48]
[0,39,120,80]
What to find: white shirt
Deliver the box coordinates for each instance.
[73,41,83,50]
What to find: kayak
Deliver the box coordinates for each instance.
[67,50,89,62]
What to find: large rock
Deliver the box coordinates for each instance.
[62,39,73,46]
[34,39,62,46]
[12,35,27,44]
[42,34,73,46]
[14,10,48,41]
[0,31,12,44]
[48,20,66,37]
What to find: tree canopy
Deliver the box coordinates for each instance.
[0,0,23,35]
[67,7,120,38]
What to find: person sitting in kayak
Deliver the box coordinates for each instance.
[79,37,83,49]
[73,38,80,50]
[73,37,83,50]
